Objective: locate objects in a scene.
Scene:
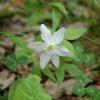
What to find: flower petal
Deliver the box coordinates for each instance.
[55,46,72,57]
[52,27,65,45]
[40,24,52,43]
[40,53,51,69]
[28,42,45,52]
[51,54,59,68]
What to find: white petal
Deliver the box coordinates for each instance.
[52,27,65,45]
[51,54,59,68]
[40,24,52,43]
[28,42,45,52]
[55,46,72,57]
[40,53,51,69]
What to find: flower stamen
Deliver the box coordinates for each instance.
[48,45,54,51]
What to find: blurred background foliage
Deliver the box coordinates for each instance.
[0,0,100,100]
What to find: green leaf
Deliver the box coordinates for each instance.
[61,40,77,59]
[32,66,41,77]
[94,91,100,100]
[52,7,62,31]
[27,12,51,26]
[64,28,87,40]
[6,50,31,71]
[84,54,96,67]
[56,67,64,85]
[6,58,17,71]
[6,54,17,71]
[16,49,32,63]
[86,86,98,98]
[72,42,85,65]
[17,55,28,64]
[72,54,85,65]
[23,2,43,14]
[42,67,56,82]
[30,54,41,76]
[63,64,90,86]
[6,53,29,71]
[8,75,52,100]
[72,86,86,96]
[73,42,84,53]
[8,79,22,100]
[51,3,68,17]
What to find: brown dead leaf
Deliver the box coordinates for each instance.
[43,79,62,99]
[0,70,16,89]
[61,79,76,95]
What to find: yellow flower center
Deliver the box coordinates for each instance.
[48,45,54,51]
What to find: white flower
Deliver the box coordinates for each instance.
[28,24,72,69]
